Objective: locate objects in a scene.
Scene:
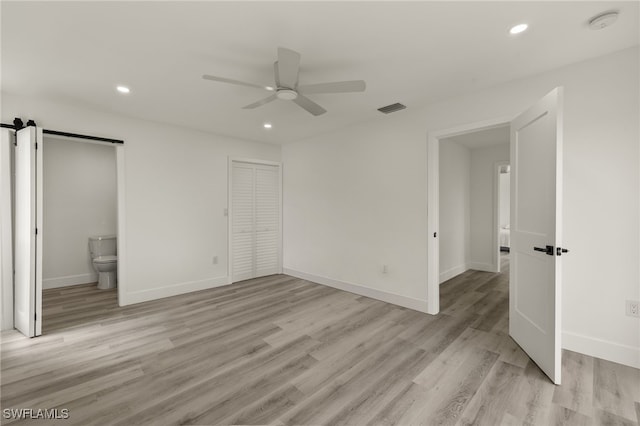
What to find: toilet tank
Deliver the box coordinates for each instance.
[89,235,117,258]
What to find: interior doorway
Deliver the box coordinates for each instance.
[427,87,565,384]
[437,125,510,284]
[41,135,119,332]
[6,125,126,337]
[496,162,511,272]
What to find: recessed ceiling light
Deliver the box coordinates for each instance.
[263,123,272,129]
[509,23,528,35]
[265,86,275,91]
[116,85,130,94]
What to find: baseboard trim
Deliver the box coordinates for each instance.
[439,264,469,284]
[43,273,98,289]
[283,268,428,313]
[563,331,640,369]
[121,275,231,306]
[468,262,498,273]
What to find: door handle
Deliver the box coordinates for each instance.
[533,245,554,256]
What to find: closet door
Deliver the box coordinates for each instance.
[231,163,255,282]
[254,165,280,277]
[231,161,281,282]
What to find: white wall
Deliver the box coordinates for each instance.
[282,47,640,368]
[469,144,509,271]
[499,172,510,229]
[438,140,470,283]
[282,119,429,311]
[42,137,116,288]
[2,93,281,305]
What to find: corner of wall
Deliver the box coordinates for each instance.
[439,264,470,284]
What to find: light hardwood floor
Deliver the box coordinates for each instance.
[2,257,639,425]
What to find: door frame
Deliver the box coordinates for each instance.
[227,157,283,284]
[427,116,512,314]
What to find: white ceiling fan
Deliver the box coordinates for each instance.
[202,47,366,116]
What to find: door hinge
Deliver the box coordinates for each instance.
[34,313,37,321]
[35,142,38,150]
[35,228,38,235]
[433,232,437,238]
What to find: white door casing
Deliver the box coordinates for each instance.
[509,87,563,384]
[14,126,43,337]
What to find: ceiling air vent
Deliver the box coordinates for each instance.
[377,102,406,114]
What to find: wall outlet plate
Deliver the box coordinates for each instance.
[626,300,639,317]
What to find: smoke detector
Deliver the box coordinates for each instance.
[588,11,619,30]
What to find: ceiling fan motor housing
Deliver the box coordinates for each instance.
[276,89,298,100]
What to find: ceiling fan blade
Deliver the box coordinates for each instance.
[276,47,300,89]
[273,62,280,87]
[292,94,327,116]
[202,75,272,91]
[298,80,366,94]
[242,94,278,109]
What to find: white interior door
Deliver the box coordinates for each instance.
[231,160,281,282]
[510,88,563,384]
[14,126,43,337]
[1,129,15,331]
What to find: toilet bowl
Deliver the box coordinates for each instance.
[93,255,117,289]
[89,235,117,290]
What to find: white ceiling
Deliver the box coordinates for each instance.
[2,1,638,144]
[442,125,509,149]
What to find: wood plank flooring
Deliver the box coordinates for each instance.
[2,257,639,425]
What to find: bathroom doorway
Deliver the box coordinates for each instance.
[41,135,120,332]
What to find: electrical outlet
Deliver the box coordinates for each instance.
[626,300,639,317]
[212,256,218,265]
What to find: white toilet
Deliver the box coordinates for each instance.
[89,235,117,290]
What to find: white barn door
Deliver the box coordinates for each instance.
[14,126,43,337]
[510,88,564,384]
[230,160,281,282]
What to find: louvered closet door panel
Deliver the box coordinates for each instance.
[254,165,280,277]
[232,164,255,282]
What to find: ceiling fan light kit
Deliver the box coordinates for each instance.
[202,47,366,116]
